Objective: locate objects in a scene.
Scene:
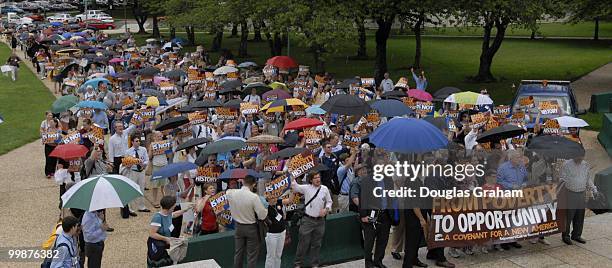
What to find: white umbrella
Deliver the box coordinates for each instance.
[554,116,589,128]
[156,97,187,114]
[61,174,143,212]
[213,66,239,75]
[145,38,157,43]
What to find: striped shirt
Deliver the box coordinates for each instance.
[560,159,595,192]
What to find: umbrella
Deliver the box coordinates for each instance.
[152,162,197,180]
[79,77,111,92]
[50,22,63,27]
[61,174,143,211]
[267,147,308,160]
[223,99,243,109]
[116,72,135,80]
[476,124,526,143]
[261,98,308,113]
[238,61,258,68]
[49,144,89,159]
[219,168,264,180]
[370,99,414,117]
[77,100,108,110]
[283,118,324,131]
[171,37,188,45]
[156,98,187,114]
[144,96,161,108]
[247,135,285,144]
[527,135,585,159]
[175,137,211,152]
[408,89,433,101]
[145,38,158,43]
[56,48,80,55]
[141,88,166,100]
[52,95,79,113]
[262,89,292,101]
[154,76,170,85]
[192,99,222,109]
[196,139,247,164]
[444,92,493,105]
[162,41,181,51]
[155,116,189,131]
[244,82,272,95]
[422,116,447,131]
[269,82,289,91]
[109,58,123,64]
[213,66,238,75]
[370,118,448,153]
[163,69,187,79]
[335,78,361,89]
[306,105,326,115]
[321,94,371,116]
[266,56,298,69]
[434,87,461,101]
[219,80,243,94]
[553,116,589,128]
[381,90,407,99]
[138,66,161,76]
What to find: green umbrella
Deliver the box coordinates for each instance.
[52,95,79,113]
[61,174,144,211]
[195,138,247,165]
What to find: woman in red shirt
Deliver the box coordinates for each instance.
[196,183,219,235]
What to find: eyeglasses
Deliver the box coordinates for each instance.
[133,140,140,142]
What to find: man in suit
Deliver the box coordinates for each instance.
[359,169,393,268]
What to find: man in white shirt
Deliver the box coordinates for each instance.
[226,175,268,268]
[291,171,333,268]
[123,135,150,215]
[378,72,394,93]
[243,88,261,105]
[107,121,135,174]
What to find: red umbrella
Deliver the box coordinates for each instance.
[266,56,298,69]
[408,89,433,102]
[284,118,324,131]
[262,89,292,102]
[49,144,90,160]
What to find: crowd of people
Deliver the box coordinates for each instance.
[2,21,600,268]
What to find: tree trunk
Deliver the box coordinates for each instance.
[211,27,223,51]
[412,13,424,68]
[231,24,238,38]
[355,17,367,58]
[267,32,282,56]
[594,17,599,41]
[238,20,248,57]
[185,26,195,45]
[170,27,176,39]
[253,20,263,41]
[152,16,160,38]
[530,30,535,39]
[475,19,508,82]
[374,17,394,84]
[132,0,147,34]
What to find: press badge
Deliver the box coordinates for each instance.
[275,213,282,221]
[168,224,175,232]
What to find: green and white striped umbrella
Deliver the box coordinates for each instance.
[61,174,143,212]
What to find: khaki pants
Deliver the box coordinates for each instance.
[126,169,147,211]
[390,209,405,253]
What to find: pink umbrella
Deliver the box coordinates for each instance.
[408,89,433,101]
[153,76,169,85]
[109,58,124,64]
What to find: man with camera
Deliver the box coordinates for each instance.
[359,167,393,268]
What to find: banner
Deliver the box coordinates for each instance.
[542,119,560,135]
[263,159,279,172]
[62,130,82,145]
[209,191,228,214]
[427,184,564,248]
[264,176,291,199]
[240,102,259,115]
[216,107,238,120]
[42,131,62,144]
[151,140,172,155]
[342,132,362,148]
[68,158,82,173]
[195,166,222,185]
[539,101,560,115]
[288,152,317,178]
[493,105,511,118]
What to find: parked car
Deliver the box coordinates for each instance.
[27,14,46,22]
[80,19,116,30]
[47,13,76,24]
[90,13,113,23]
[6,12,34,25]
[75,10,105,22]
[14,3,42,13]
[1,6,25,14]
[511,80,585,122]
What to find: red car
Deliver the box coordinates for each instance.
[27,14,45,22]
[79,19,116,30]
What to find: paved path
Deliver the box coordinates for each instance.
[571,62,612,111]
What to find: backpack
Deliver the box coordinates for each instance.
[41,233,75,268]
[42,220,62,250]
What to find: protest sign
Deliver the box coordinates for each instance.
[264,176,291,199]
[121,156,142,166]
[416,101,434,116]
[42,131,62,144]
[361,78,375,88]
[427,184,564,248]
[288,152,317,178]
[177,127,193,139]
[209,191,228,214]
[395,77,408,89]
[342,132,362,148]
[282,192,303,212]
[543,119,560,135]
[263,159,279,172]
[227,72,239,80]
[493,105,511,118]
[519,96,535,109]
[88,125,105,145]
[122,97,135,110]
[290,105,306,117]
[187,112,208,126]
[539,101,560,115]
[239,144,259,157]
[446,110,459,119]
[447,119,457,132]
[62,130,81,145]
[216,107,238,120]
[470,113,488,129]
[139,108,156,122]
[401,97,416,110]
[240,102,259,115]
[67,158,82,173]
[511,111,526,124]
[130,111,143,125]
[365,111,380,127]
[216,210,234,229]
[195,166,222,185]
[151,140,172,155]
[159,81,175,91]
[511,133,528,147]
[304,130,323,145]
[485,118,499,131]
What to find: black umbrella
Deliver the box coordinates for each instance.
[311,163,329,172]
[141,88,165,100]
[219,80,243,95]
[163,69,187,79]
[476,124,526,143]
[527,135,585,159]
[434,87,461,102]
[266,147,308,160]
[195,139,247,165]
[381,90,408,99]
[193,99,222,108]
[243,82,272,96]
[321,94,371,116]
[138,66,161,76]
[57,63,79,80]
[423,116,448,131]
[116,72,135,80]
[223,99,243,109]
[175,137,211,152]
[335,78,361,89]
[155,116,189,131]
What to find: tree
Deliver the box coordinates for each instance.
[352,0,370,59]
[142,0,168,38]
[369,1,401,83]
[132,0,149,34]
[568,0,612,40]
[460,0,563,82]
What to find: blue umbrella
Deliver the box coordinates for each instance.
[102,39,119,46]
[78,100,108,110]
[152,162,197,180]
[62,32,73,38]
[50,22,63,27]
[171,37,188,45]
[306,105,326,115]
[79,78,111,92]
[370,118,448,153]
[370,99,415,117]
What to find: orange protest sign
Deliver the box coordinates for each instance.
[187,112,208,126]
[542,119,560,135]
[239,144,259,157]
[42,131,62,144]
[151,140,172,155]
[539,101,559,115]
[519,96,535,108]
[288,152,317,178]
[303,130,323,145]
[88,125,105,145]
[62,130,81,145]
[209,191,228,214]
[159,81,175,91]
[401,97,416,110]
[415,101,434,116]
[493,105,511,118]
[263,159,279,172]
[195,166,222,185]
[264,176,291,199]
[282,192,303,212]
[342,132,362,148]
[68,158,82,173]
[121,156,142,166]
[470,113,488,129]
[240,102,259,115]
[216,107,238,120]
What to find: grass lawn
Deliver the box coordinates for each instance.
[423,21,612,38]
[580,112,604,131]
[0,44,56,155]
[131,32,612,104]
